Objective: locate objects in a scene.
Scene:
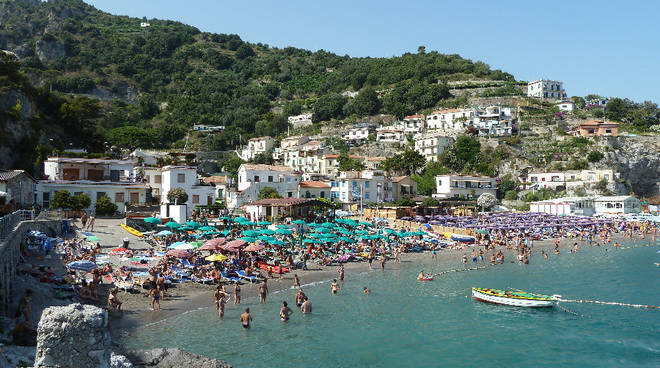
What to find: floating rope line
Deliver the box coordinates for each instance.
[555,302,585,317]
[557,297,659,309]
[435,266,487,276]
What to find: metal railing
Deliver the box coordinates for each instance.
[0,210,35,242]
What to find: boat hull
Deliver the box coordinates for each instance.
[472,288,555,307]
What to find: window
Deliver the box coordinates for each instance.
[437,180,442,186]
[286,177,291,182]
[342,192,346,199]
[353,181,358,187]
[177,173,185,183]
[287,192,293,198]
[130,192,139,203]
[192,195,199,204]
[305,190,311,198]
[254,176,260,183]
[115,193,125,203]
[320,191,325,199]
[96,192,106,200]
[365,181,370,188]
[43,192,50,208]
[268,176,273,182]
[365,193,370,199]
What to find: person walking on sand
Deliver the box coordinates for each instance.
[258,279,269,303]
[81,213,88,229]
[86,215,95,231]
[240,308,252,329]
[280,301,293,322]
[331,279,339,294]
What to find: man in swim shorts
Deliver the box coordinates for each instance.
[240,308,252,328]
[300,297,312,314]
[280,301,293,322]
[258,279,268,303]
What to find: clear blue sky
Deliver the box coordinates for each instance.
[84,0,659,103]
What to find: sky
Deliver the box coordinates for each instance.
[84,0,660,103]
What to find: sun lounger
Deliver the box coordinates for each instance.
[180,259,195,268]
[221,271,241,283]
[236,270,259,283]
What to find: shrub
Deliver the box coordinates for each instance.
[50,190,72,209]
[167,188,189,204]
[95,195,117,216]
[504,190,518,200]
[587,151,604,162]
[258,186,281,199]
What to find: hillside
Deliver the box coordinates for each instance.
[0,0,514,161]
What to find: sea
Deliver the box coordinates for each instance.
[120,241,660,367]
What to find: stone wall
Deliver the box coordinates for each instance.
[0,219,62,316]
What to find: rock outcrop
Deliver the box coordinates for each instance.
[34,303,112,368]
[125,348,232,368]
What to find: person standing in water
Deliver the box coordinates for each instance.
[338,264,345,281]
[293,274,301,288]
[258,279,268,303]
[280,301,293,322]
[234,284,241,304]
[331,279,339,294]
[240,308,252,329]
[300,297,312,314]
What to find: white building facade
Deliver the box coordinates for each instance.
[330,170,393,207]
[433,174,496,199]
[527,79,567,99]
[140,166,216,216]
[238,136,275,161]
[426,108,474,134]
[414,133,454,162]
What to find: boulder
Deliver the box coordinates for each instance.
[125,348,231,368]
[34,303,112,368]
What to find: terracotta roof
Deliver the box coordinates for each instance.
[578,120,618,127]
[404,114,424,120]
[202,176,228,184]
[241,164,293,172]
[300,180,330,188]
[392,176,409,183]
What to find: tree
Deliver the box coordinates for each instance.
[167,188,189,204]
[497,177,518,199]
[337,152,365,172]
[439,135,482,173]
[50,190,72,209]
[106,126,154,149]
[235,44,255,59]
[413,161,450,196]
[70,193,91,211]
[504,190,518,201]
[258,186,281,199]
[313,94,347,122]
[381,150,426,175]
[352,87,380,116]
[421,197,439,207]
[477,193,497,211]
[95,195,118,216]
[571,96,586,109]
[587,151,604,162]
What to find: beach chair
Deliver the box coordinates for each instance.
[236,270,259,283]
[180,259,195,268]
[221,271,242,284]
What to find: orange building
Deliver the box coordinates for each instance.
[573,120,618,137]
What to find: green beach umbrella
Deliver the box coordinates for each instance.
[144,217,161,224]
[242,221,256,226]
[185,221,201,229]
[314,227,331,233]
[292,220,306,225]
[179,226,194,231]
[303,238,322,244]
[164,222,181,229]
[268,239,287,246]
[307,222,320,227]
[276,229,293,235]
[239,237,256,243]
[321,222,335,228]
[276,225,292,229]
[321,233,337,238]
[360,221,372,227]
[336,228,352,235]
[86,235,99,242]
[260,229,276,235]
[343,219,358,227]
[339,237,356,243]
[258,235,276,242]
[234,217,249,223]
[257,221,272,226]
[199,226,216,232]
[220,230,231,236]
[356,230,369,235]
[190,241,204,248]
[242,230,260,237]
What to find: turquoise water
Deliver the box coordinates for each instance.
[121,243,660,367]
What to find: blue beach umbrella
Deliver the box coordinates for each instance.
[155,230,173,237]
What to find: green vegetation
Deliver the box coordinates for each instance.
[412,161,450,196]
[49,190,91,210]
[95,195,118,216]
[167,188,189,204]
[257,186,281,199]
[337,152,365,171]
[380,150,426,175]
[587,151,604,162]
[0,0,515,158]
[438,136,497,176]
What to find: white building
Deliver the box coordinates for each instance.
[287,113,313,129]
[140,166,216,216]
[556,101,575,112]
[343,125,375,146]
[426,108,475,134]
[229,164,301,208]
[414,132,454,162]
[330,170,393,207]
[37,157,148,214]
[298,180,331,200]
[594,196,641,215]
[527,79,567,99]
[238,136,275,161]
[192,124,225,133]
[526,172,566,190]
[525,169,619,192]
[432,174,496,199]
[402,114,426,134]
[530,197,595,216]
[376,127,406,143]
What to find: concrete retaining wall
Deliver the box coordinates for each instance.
[0,219,62,316]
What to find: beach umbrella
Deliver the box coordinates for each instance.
[165,221,181,229]
[339,237,356,243]
[205,254,228,262]
[242,221,256,226]
[86,235,99,242]
[292,220,306,225]
[321,222,335,228]
[185,221,201,229]
[220,229,231,236]
[225,239,247,248]
[360,221,372,227]
[275,229,293,235]
[258,235,276,242]
[303,238,322,244]
[336,228,353,235]
[144,217,161,224]
[109,247,132,256]
[260,229,276,235]
[234,217,249,223]
[174,243,195,250]
[219,216,233,221]
[343,219,358,227]
[257,221,272,226]
[268,239,287,246]
[314,227,331,233]
[66,260,97,272]
[198,226,215,232]
[321,233,337,238]
[154,230,173,237]
[356,230,369,235]
[204,237,226,248]
[167,241,187,249]
[244,243,265,252]
[166,249,192,258]
[239,237,256,243]
[307,222,320,227]
[276,225,292,229]
[190,241,204,248]
[242,230,260,237]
